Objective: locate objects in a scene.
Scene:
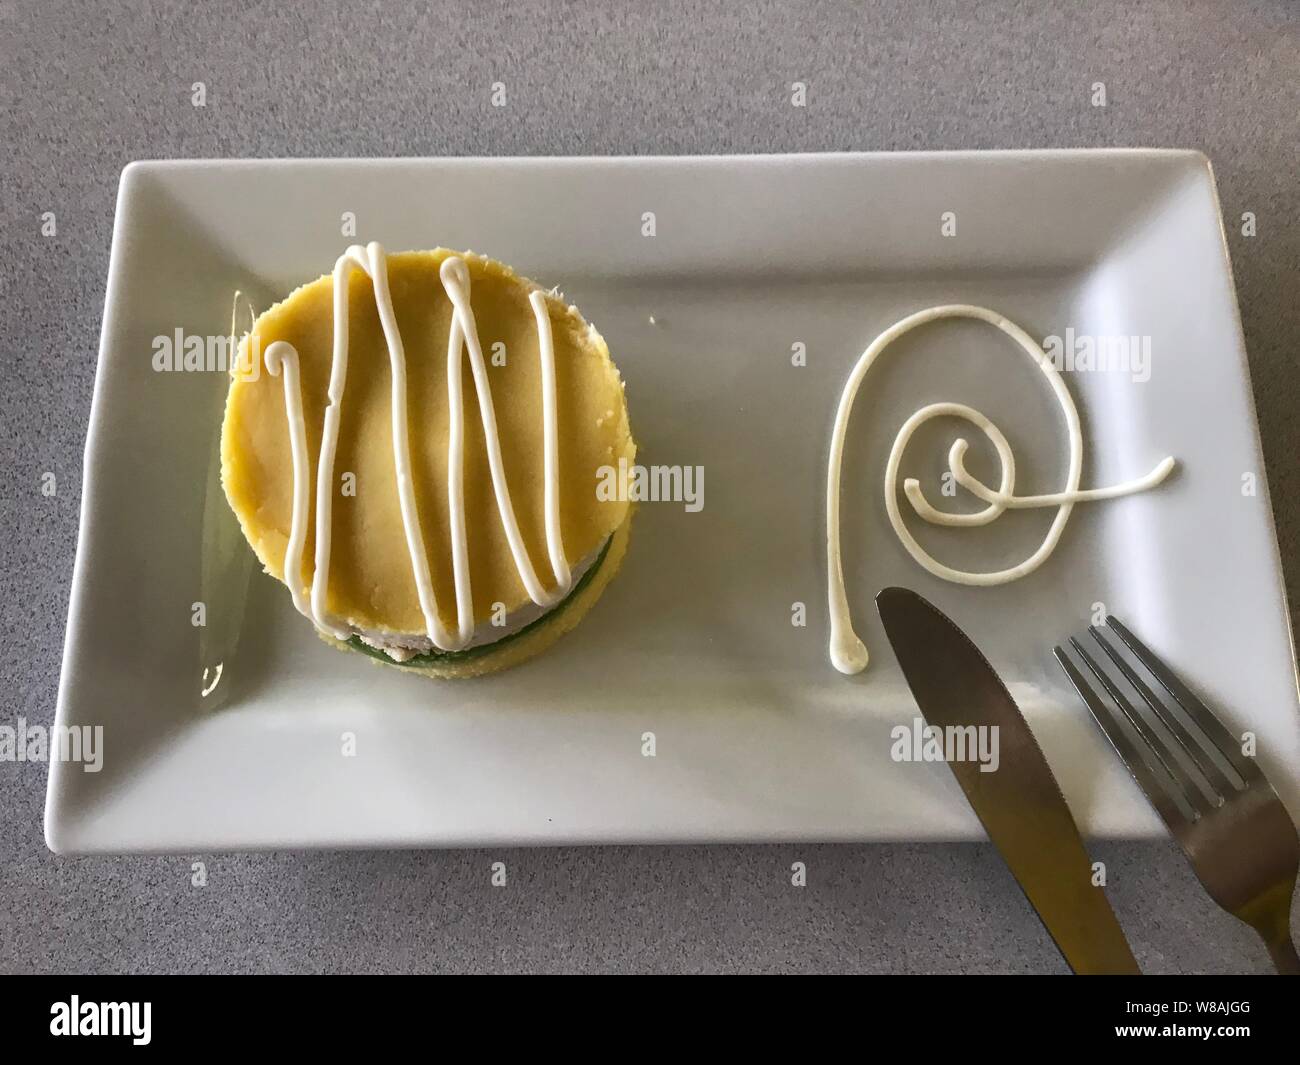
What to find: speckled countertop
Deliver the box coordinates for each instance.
[1,0,1296,973]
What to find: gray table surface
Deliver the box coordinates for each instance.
[2,0,1296,974]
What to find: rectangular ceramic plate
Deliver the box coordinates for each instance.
[47,151,1300,851]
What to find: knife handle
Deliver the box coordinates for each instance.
[1266,934,1300,975]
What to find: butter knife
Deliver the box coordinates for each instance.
[876,586,1140,975]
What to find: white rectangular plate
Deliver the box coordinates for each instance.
[47,152,1300,851]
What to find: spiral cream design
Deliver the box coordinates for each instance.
[827,304,1176,675]
[264,242,572,652]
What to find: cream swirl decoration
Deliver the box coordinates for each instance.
[826,304,1176,675]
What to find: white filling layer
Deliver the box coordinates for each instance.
[353,540,607,662]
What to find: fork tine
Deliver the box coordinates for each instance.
[1067,637,1211,818]
[1054,643,1199,831]
[1089,624,1240,802]
[1105,616,1263,785]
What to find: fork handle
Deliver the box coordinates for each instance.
[1265,934,1300,975]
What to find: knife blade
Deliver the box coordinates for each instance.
[875,586,1140,975]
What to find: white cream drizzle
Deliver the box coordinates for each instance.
[826,304,1176,675]
[262,242,572,653]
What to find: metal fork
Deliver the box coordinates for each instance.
[1053,615,1300,974]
